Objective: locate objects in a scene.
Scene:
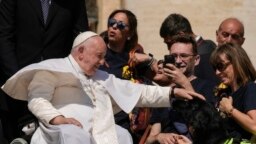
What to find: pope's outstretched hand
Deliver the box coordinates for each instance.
[173,87,205,100]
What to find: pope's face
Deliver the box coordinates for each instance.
[78,37,106,76]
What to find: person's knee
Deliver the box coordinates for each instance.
[60,124,90,137]
[55,124,92,143]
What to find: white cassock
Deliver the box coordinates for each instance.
[2,55,171,144]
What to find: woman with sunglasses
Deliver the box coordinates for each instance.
[99,9,154,77]
[210,43,256,140]
[99,9,156,143]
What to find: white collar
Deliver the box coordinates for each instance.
[68,55,84,75]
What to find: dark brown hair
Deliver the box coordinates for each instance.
[160,13,193,38]
[168,34,198,55]
[108,9,138,51]
[210,43,256,86]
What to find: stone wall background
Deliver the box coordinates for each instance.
[95,0,256,65]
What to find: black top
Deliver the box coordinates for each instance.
[191,77,216,104]
[99,48,129,79]
[195,37,219,84]
[225,81,256,139]
[0,0,89,85]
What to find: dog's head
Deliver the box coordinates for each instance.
[172,97,229,144]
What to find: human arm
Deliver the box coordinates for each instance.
[146,123,161,144]
[130,52,158,81]
[146,123,178,144]
[50,115,82,128]
[28,70,82,127]
[104,73,204,113]
[0,0,19,79]
[163,63,194,91]
[133,52,158,71]
[219,96,256,135]
[136,85,205,107]
[175,135,192,144]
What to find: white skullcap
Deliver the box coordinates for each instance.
[72,31,98,48]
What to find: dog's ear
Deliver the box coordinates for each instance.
[172,98,206,122]
[172,99,194,121]
[172,99,190,111]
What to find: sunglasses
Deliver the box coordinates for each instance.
[220,31,243,40]
[108,18,128,30]
[213,62,231,72]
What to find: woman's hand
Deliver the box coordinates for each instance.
[133,52,158,76]
[175,135,192,144]
[156,133,178,144]
[219,96,233,114]
[50,115,83,128]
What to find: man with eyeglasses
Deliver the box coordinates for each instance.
[216,17,245,46]
[146,35,216,144]
[163,35,216,103]
[160,13,218,84]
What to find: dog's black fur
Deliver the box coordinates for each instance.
[172,98,231,144]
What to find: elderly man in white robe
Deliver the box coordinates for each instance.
[2,31,204,144]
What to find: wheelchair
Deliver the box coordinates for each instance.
[0,89,38,143]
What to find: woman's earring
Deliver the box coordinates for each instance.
[127,37,131,40]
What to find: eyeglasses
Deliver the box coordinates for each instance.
[170,53,195,61]
[220,31,243,40]
[108,18,128,30]
[213,62,231,72]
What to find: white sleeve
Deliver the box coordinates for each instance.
[27,70,62,124]
[136,85,171,107]
[97,71,171,112]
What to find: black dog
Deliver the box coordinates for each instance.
[172,98,231,144]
